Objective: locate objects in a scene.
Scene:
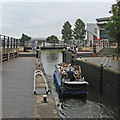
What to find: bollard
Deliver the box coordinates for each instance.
[41,95,49,103]
[34,91,36,94]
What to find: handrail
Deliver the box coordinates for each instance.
[95,40,104,53]
[101,55,111,67]
[33,70,48,94]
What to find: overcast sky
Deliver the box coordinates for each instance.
[1,0,116,38]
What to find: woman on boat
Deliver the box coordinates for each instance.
[62,63,67,67]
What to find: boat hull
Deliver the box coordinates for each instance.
[54,71,88,97]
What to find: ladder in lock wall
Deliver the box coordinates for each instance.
[33,70,49,94]
[101,55,112,67]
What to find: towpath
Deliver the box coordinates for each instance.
[76,57,120,72]
[2,57,35,118]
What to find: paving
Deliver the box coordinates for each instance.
[2,56,60,118]
[2,57,35,118]
[35,95,59,118]
[76,57,120,73]
[34,58,60,119]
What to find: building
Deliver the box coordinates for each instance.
[96,17,110,40]
[86,23,98,46]
[96,17,117,47]
[33,38,46,47]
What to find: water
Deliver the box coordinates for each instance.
[41,50,117,119]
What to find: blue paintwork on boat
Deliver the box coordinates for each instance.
[54,71,61,86]
[54,64,89,96]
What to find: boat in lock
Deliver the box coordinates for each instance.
[53,63,89,97]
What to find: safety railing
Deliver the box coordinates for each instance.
[96,40,105,53]
[101,55,112,67]
[33,70,48,94]
[0,34,19,63]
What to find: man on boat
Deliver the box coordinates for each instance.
[66,68,77,81]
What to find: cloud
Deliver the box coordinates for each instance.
[0,0,116,3]
[2,2,114,38]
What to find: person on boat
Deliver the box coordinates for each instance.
[59,66,62,71]
[66,68,77,81]
[79,66,82,74]
[62,63,67,67]
[58,63,62,66]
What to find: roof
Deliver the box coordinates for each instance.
[96,17,110,22]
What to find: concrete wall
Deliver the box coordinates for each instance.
[75,59,120,111]
[62,51,76,64]
[62,51,120,111]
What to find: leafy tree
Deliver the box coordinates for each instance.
[46,35,59,46]
[105,1,120,57]
[61,21,73,44]
[20,33,31,46]
[73,19,86,44]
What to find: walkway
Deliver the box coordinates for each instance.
[2,57,35,118]
[76,57,120,72]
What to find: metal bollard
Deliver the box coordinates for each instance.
[41,95,49,103]
[33,91,36,94]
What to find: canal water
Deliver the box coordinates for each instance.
[41,50,117,119]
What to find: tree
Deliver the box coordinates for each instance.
[105,1,120,58]
[46,35,59,46]
[73,19,86,45]
[61,21,73,44]
[20,33,31,46]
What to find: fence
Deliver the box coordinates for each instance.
[0,34,19,63]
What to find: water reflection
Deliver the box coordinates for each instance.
[41,50,117,119]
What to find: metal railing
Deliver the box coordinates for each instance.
[101,55,112,67]
[0,34,19,49]
[0,34,19,63]
[33,70,48,94]
[95,40,105,53]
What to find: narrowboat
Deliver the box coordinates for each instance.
[53,63,89,97]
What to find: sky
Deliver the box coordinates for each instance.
[0,0,116,39]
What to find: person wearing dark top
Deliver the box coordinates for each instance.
[67,68,75,81]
